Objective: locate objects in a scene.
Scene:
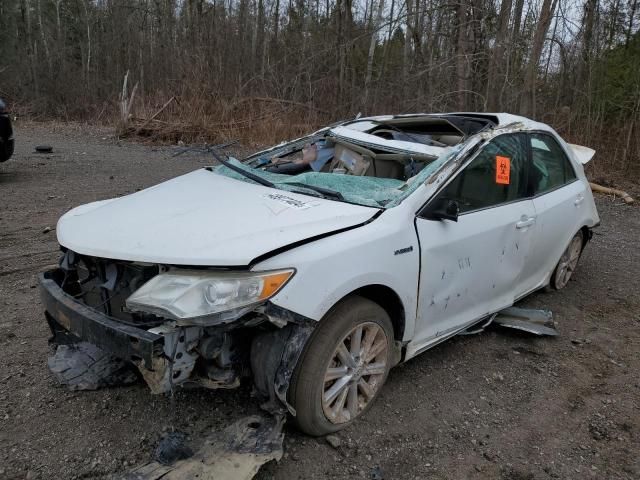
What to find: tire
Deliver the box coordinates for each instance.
[550,230,584,290]
[288,296,394,436]
[0,138,7,162]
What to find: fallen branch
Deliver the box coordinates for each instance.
[135,96,176,133]
[589,182,634,204]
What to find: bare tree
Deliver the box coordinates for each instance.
[0,0,638,177]
[521,0,559,116]
[487,0,512,110]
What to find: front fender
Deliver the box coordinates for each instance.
[252,213,419,341]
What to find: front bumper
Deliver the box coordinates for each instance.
[40,266,314,398]
[39,271,163,369]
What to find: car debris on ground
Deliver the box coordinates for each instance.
[461,306,558,337]
[124,415,284,480]
[48,341,137,391]
[492,307,558,336]
[152,431,193,465]
[35,145,53,154]
[47,304,559,477]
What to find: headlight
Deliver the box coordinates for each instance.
[126,269,294,321]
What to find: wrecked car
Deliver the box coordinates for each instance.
[40,113,599,435]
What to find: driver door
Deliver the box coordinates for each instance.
[407,133,537,356]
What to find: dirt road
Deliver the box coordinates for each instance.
[1,123,638,480]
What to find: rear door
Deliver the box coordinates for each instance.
[519,132,586,293]
[409,133,536,355]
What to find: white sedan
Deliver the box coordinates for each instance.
[40,113,599,435]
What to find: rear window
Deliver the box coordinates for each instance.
[528,134,577,195]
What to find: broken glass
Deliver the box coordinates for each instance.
[214,146,461,208]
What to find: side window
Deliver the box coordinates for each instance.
[528,133,577,195]
[437,134,528,213]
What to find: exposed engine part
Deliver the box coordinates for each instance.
[204,365,240,385]
[56,250,164,328]
[135,324,249,394]
[47,253,318,408]
[198,334,224,359]
[198,332,237,367]
[135,325,201,394]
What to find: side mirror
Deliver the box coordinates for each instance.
[421,198,459,222]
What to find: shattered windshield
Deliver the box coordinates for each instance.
[213,120,468,208]
[213,151,457,208]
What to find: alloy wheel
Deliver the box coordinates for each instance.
[321,322,389,424]
[554,234,583,289]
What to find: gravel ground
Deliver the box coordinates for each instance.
[1,122,639,480]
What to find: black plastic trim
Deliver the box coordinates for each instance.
[39,271,163,368]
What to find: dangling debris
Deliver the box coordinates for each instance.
[492,307,558,336]
[459,307,558,337]
[47,341,138,391]
[125,415,285,480]
[459,314,497,335]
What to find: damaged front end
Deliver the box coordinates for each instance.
[40,250,314,410]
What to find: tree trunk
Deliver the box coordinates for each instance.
[486,0,512,110]
[336,0,346,107]
[363,0,385,109]
[521,0,558,117]
[510,0,525,72]
[403,0,414,100]
[626,0,638,47]
[577,0,598,91]
[455,0,471,110]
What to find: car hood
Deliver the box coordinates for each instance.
[57,168,379,266]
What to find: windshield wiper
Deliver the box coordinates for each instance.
[211,150,276,188]
[284,182,345,201]
[210,150,345,201]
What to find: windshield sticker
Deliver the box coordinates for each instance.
[263,193,312,210]
[496,156,511,185]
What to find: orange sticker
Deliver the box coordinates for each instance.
[496,155,510,185]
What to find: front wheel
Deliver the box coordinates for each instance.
[288,296,394,436]
[550,230,584,290]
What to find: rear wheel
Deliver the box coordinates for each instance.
[550,230,584,290]
[289,296,393,436]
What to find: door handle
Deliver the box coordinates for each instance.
[574,195,585,206]
[516,216,536,229]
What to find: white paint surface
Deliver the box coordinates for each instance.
[56,169,377,265]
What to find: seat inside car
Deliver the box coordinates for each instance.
[364,159,405,180]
